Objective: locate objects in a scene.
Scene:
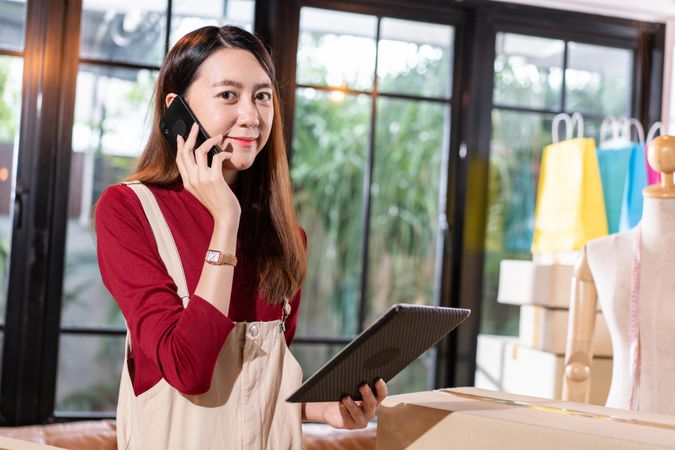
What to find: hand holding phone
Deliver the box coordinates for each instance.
[159,96,220,167]
[170,110,241,224]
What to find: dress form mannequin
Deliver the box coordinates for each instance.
[562,135,675,414]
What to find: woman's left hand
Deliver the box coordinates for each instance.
[321,379,388,429]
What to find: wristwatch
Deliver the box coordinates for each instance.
[205,249,238,267]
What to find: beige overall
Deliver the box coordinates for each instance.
[116,181,304,450]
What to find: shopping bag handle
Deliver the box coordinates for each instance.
[622,118,645,146]
[552,112,584,143]
[601,117,644,148]
[600,116,621,147]
[571,112,584,139]
[646,121,662,146]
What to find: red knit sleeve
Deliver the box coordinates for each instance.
[284,227,307,347]
[95,185,235,395]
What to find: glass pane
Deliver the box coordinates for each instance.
[291,343,342,382]
[62,64,156,328]
[71,65,156,157]
[80,0,166,66]
[56,335,124,412]
[0,0,27,52]
[297,7,377,90]
[62,216,125,328]
[0,55,22,322]
[565,42,632,117]
[481,109,553,335]
[493,33,564,110]
[291,88,371,337]
[170,0,255,47]
[378,18,453,98]
[366,98,447,325]
[387,349,434,395]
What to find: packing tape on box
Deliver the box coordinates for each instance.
[439,389,675,431]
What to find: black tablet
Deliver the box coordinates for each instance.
[286,303,470,403]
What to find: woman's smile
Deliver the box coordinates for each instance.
[227,136,258,148]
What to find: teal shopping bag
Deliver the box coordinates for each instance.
[619,143,647,231]
[596,146,631,234]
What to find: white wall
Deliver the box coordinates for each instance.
[492,0,675,22]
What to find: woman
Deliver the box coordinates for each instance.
[95,25,387,449]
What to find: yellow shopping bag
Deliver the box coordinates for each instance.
[531,137,608,253]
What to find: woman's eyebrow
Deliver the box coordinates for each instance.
[212,79,273,90]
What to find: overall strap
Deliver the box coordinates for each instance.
[121,181,190,303]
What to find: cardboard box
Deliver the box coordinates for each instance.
[376,388,675,449]
[497,260,602,310]
[519,305,612,357]
[498,260,578,308]
[475,334,612,405]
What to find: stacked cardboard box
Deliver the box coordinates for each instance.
[376,388,675,449]
[475,334,612,405]
[475,260,613,405]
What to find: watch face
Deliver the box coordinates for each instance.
[206,250,220,263]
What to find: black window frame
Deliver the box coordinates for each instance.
[0,0,665,425]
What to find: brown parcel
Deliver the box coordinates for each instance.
[376,387,675,449]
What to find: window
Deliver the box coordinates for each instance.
[56,0,255,416]
[0,0,27,385]
[291,7,454,395]
[481,32,633,335]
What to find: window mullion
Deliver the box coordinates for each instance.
[164,0,173,56]
[561,40,569,113]
[357,16,381,334]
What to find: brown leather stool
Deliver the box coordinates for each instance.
[0,420,376,450]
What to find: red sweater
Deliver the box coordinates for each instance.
[95,182,303,396]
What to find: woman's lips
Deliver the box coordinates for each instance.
[228,137,257,148]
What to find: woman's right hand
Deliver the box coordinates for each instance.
[175,123,241,225]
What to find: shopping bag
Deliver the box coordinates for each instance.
[531,138,608,252]
[595,145,631,234]
[619,143,647,230]
[645,122,662,186]
[645,144,661,186]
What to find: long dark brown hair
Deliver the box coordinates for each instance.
[124,25,306,303]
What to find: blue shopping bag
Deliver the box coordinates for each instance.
[619,143,647,231]
[596,146,631,234]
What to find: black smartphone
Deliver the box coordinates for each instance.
[159,95,220,167]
